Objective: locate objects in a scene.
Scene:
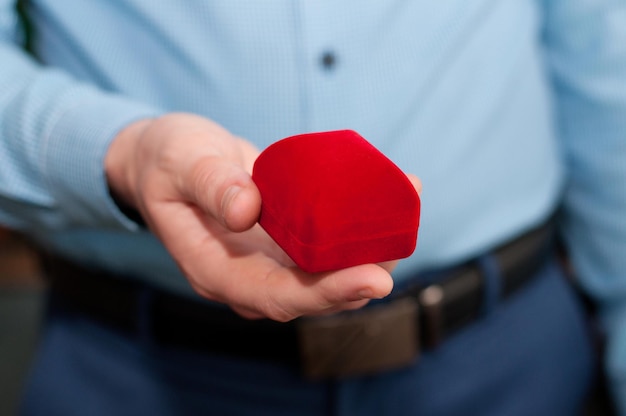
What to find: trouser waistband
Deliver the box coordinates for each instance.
[39,217,556,379]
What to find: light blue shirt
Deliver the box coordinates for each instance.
[1,0,625,410]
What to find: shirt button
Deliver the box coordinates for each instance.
[320,51,337,71]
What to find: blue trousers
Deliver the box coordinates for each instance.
[20,258,596,416]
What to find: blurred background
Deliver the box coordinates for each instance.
[0,226,45,416]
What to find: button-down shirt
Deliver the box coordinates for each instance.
[1,0,625,410]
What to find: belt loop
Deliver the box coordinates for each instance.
[136,287,155,345]
[476,254,501,316]
[419,284,445,348]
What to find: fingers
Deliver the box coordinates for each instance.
[221,184,262,232]
[225,263,394,322]
[406,173,422,196]
[181,151,261,233]
[378,259,399,274]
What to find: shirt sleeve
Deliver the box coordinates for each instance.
[541,0,626,411]
[0,3,163,233]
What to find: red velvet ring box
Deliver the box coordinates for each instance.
[252,129,420,273]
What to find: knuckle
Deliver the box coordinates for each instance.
[259,293,298,323]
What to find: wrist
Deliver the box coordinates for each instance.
[105,118,153,210]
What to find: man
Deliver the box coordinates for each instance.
[1,1,624,415]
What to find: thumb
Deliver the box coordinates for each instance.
[185,156,261,232]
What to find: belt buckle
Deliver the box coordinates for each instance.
[297,298,419,379]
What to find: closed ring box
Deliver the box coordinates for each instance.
[252,130,420,273]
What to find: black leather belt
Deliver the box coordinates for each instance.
[39,217,555,379]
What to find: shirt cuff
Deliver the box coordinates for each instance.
[41,87,163,231]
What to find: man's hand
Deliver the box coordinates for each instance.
[105,113,421,321]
